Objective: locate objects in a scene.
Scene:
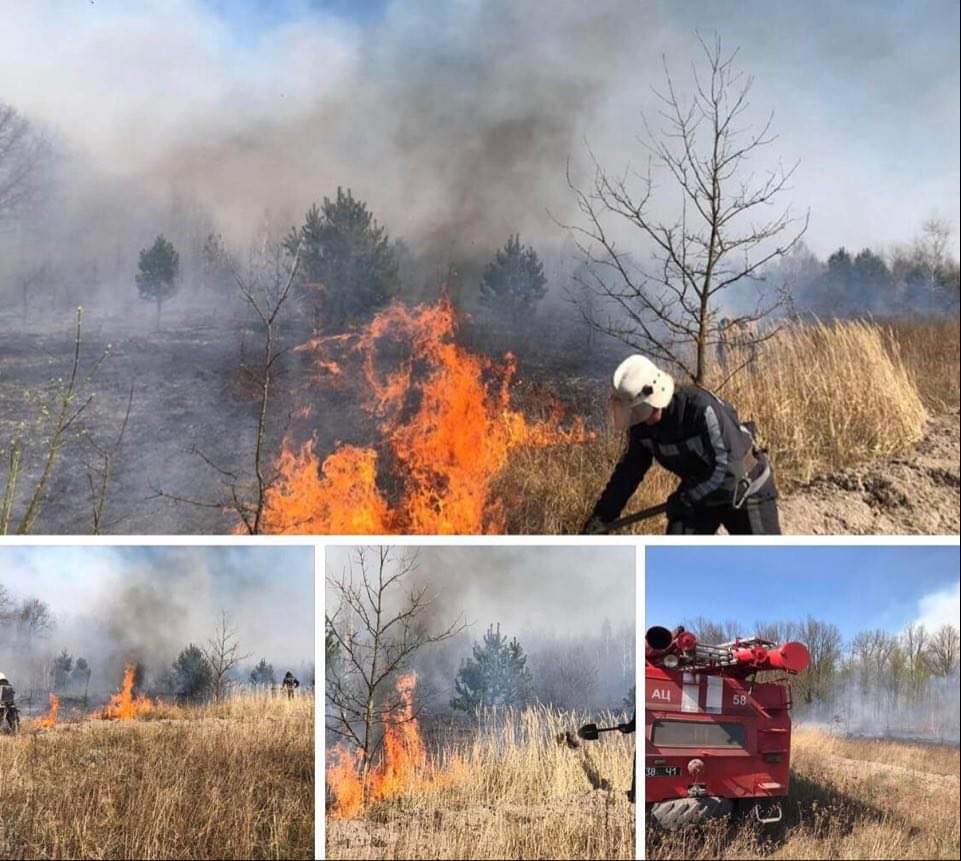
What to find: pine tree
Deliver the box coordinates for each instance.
[284,188,399,328]
[71,657,91,693]
[249,658,276,686]
[479,234,548,318]
[451,623,533,712]
[51,649,73,689]
[136,234,180,326]
[172,643,213,703]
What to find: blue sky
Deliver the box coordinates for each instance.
[646,545,959,640]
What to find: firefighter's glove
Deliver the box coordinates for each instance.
[581,515,608,535]
[665,491,694,520]
[618,717,636,734]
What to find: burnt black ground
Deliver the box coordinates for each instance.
[1,304,613,534]
[1,306,314,534]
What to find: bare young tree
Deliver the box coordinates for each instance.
[0,102,48,223]
[927,624,961,678]
[326,546,466,773]
[1,307,111,535]
[901,623,931,695]
[149,241,301,533]
[83,383,134,535]
[790,616,842,705]
[16,261,51,324]
[203,610,251,701]
[563,34,807,384]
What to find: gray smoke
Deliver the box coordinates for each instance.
[325,544,636,713]
[0,545,315,705]
[3,0,955,305]
[796,674,961,745]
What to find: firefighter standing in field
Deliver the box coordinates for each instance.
[0,672,19,732]
[582,355,780,534]
[281,671,300,700]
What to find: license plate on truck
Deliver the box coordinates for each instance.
[646,766,682,777]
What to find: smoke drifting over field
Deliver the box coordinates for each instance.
[0,546,315,698]
[1,0,957,287]
[326,545,636,712]
[796,675,961,745]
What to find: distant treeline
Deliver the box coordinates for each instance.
[684,615,961,741]
[772,220,960,318]
[0,579,311,707]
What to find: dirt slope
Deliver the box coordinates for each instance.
[781,410,960,534]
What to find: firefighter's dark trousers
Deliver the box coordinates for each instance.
[666,495,781,535]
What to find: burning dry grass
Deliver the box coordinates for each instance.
[500,319,935,533]
[3,694,314,859]
[646,727,961,860]
[325,705,635,860]
[258,299,590,535]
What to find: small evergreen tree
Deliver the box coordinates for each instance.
[51,649,73,690]
[172,643,214,703]
[451,623,533,712]
[71,657,91,693]
[136,234,180,326]
[201,231,234,295]
[283,188,399,328]
[249,657,276,686]
[479,234,548,318]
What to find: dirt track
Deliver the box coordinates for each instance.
[781,410,960,535]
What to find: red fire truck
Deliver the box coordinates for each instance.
[645,624,811,830]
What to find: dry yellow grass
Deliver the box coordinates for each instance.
[884,318,961,411]
[647,728,961,860]
[325,706,635,860]
[499,319,936,533]
[718,320,929,483]
[3,693,314,860]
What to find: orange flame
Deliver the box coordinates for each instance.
[328,673,452,819]
[37,693,60,728]
[260,299,589,534]
[92,665,156,720]
[326,746,365,819]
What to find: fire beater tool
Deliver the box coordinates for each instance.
[597,502,669,534]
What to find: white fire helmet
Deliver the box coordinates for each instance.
[610,355,674,429]
[0,673,8,684]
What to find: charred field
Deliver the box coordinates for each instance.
[646,728,961,860]
[2,691,314,860]
[1,306,958,535]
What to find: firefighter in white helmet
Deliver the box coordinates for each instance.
[0,671,19,733]
[582,355,780,534]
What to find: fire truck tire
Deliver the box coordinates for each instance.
[649,797,733,830]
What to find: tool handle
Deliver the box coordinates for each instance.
[601,502,669,534]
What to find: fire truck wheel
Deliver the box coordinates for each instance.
[649,797,733,830]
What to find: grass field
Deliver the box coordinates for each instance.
[647,728,961,860]
[1,692,314,860]
[498,318,958,534]
[325,706,635,860]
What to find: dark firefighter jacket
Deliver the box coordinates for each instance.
[590,385,772,523]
